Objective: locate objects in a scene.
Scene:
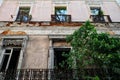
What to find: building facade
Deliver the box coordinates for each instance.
[0,0,120,79]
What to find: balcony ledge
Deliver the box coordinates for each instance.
[0,21,120,36]
[0,21,83,27]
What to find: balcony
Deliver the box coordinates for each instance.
[0,68,119,80]
[90,15,112,23]
[0,21,83,27]
[0,21,120,28]
[51,15,71,23]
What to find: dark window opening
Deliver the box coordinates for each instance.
[5,49,11,53]
[54,48,70,69]
[90,7,101,15]
[52,7,71,22]
[55,7,67,15]
[8,48,21,70]
[0,55,9,71]
[16,7,30,22]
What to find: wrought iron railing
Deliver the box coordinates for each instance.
[90,15,112,23]
[51,15,71,23]
[0,68,120,80]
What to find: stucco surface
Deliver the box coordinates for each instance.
[22,36,49,69]
[103,2,120,22]
[0,1,18,21]
[31,1,52,21]
[69,1,89,21]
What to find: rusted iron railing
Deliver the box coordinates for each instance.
[51,15,71,23]
[0,68,119,80]
[90,15,112,23]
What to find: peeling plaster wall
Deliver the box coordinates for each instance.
[22,36,49,69]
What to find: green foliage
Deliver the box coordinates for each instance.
[84,76,100,80]
[93,76,100,80]
[98,10,104,16]
[65,21,120,74]
[66,21,97,69]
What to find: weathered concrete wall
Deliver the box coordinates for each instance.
[0,24,120,35]
[22,36,49,69]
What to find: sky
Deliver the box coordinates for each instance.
[0,0,2,3]
[0,0,3,6]
[116,0,120,4]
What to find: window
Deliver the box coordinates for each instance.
[0,38,23,72]
[55,7,67,15]
[5,49,11,53]
[16,7,30,22]
[90,7,100,15]
[90,7,105,22]
[54,48,70,69]
[51,6,71,22]
[0,36,28,80]
[55,7,67,22]
[0,36,28,71]
[54,7,69,22]
[1,48,21,71]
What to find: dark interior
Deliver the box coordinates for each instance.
[54,48,70,69]
[7,48,21,70]
[0,55,9,71]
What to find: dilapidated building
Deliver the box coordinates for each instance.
[0,0,120,79]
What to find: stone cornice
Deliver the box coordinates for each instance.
[0,26,119,36]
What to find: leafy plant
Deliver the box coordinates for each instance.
[84,76,100,80]
[93,76,100,80]
[98,10,104,16]
[63,21,120,79]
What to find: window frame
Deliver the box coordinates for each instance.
[55,6,67,22]
[0,36,28,71]
[90,7,101,15]
[16,7,31,22]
